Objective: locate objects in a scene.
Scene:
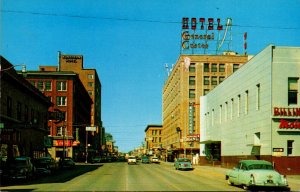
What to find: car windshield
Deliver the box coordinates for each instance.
[129,157,136,159]
[248,164,274,170]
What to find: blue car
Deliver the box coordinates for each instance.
[174,158,193,170]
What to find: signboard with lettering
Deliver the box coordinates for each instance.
[181,17,233,54]
[273,107,300,130]
[53,140,72,147]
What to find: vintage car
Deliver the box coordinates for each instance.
[141,156,150,164]
[225,160,289,190]
[127,156,137,165]
[34,156,58,175]
[3,156,35,180]
[59,157,75,169]
[174,158,193,170]
[150,157,160,164]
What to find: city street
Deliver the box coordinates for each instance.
[1,161,299,191]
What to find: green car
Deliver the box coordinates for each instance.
[225,160,289,190]
[141,156,150,164]
[174,158,193,170]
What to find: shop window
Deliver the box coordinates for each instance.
[204,76,210,85]
[204,63,209,72]
[287,140,294,156]
[219,64,225,72]
[288,78,298,105]
[211,63,217,72]
[189,76,195,85]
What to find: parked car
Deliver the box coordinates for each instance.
[174,158,193,170]
[127,156,137,165]
[141,156,150,164]
[34,156,58,175]
[151,157,160,164]
[59,157,75,169]
[3,156,35,180]
[90,156,102,164]
[225,160,289,190]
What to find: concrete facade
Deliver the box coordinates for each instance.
[200,45,300,174]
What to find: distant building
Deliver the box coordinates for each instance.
[0,56,52,159]
[58,53,103,155]
[200,45,300,174]
[144,125,163,157]
[22,69,92,161]
[162,53,249,161]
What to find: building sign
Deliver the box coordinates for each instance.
[61,55,82,63]
[273,107,300,117]
[186,134,200,142]
[279,119,300,129]
[53,140,72,147]
[188,105,195,134]
[181,17,232,54]
[86,126,97,131]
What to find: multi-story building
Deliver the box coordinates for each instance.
[144,125,163,157]
[200,45,300,174]
[23,67,92,161]
[162,53,249,162]
[58,53,103,155]
[0,56,52,159]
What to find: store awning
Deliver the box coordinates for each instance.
[199,140,221,144]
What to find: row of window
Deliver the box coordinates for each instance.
[30,80,94,92]
[151,130,162,135]
[188,63,240,73]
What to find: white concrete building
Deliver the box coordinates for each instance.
[200,45,300,174]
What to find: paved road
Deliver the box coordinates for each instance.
[1,161,298,191]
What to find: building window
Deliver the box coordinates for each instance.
[189,76,195,85]
[57,81,67,91]
[45,81,52,91]
[219,64,225,72]
[204,63,209,72]
[30,81,35,86]
[211,63,217,72]
[287,140,294,156]
[231,98,234,120]
[245,90,249,115]
[203,89,210,95]
[88,82,94,87]
[219,76,225,84]
[189,89,195,98]
[37,81,44,91]
[7,96,12,117]
[219,105,222,123]
[56,96,67,106]
[88,91,93,95]
[88,74,94,79]
[256,84,260,110]
[237,94,241,117]
[24,105,29,122]
[225,102,228,121]
[233,64,239,72]
[211,76,217,85]
[254,132,261,145]
[17,102,22,121]
[204,76,210,85]
[189,63,196,72]
[212,109,215,126]
[288,78,298,105]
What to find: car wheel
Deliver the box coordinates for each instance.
[242,185,248,190]
[227,178,233,186]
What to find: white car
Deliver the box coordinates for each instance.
[151,157,160,164]
[127,156,137,165]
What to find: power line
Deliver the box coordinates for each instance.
[2,9,300,30]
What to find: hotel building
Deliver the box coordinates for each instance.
[200,45,300,174]
[162,53,249,161]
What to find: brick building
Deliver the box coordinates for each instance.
[0,56,52,160]
[23,68,92,161]
[162,53,249,162]
[58,53,103,155]
[144,125,163,157]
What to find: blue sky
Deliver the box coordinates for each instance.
[1,0,300,152]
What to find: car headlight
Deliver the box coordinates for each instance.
[281,175,288,185]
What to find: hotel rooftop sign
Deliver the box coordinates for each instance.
[180,18,235,55]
